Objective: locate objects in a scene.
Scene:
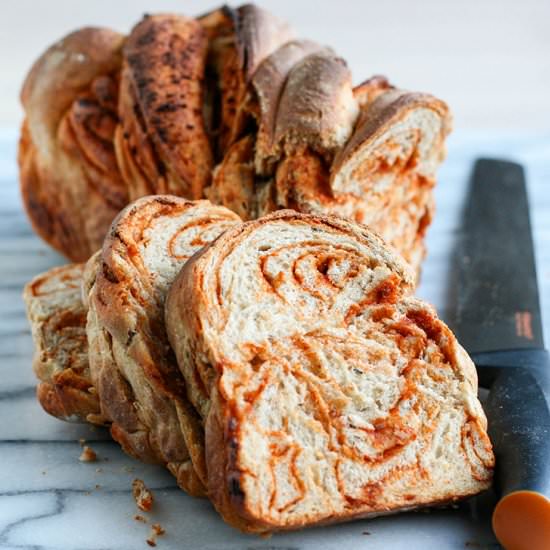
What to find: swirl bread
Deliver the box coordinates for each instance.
[166,210,494,533]
[87,196,240,495]
[19,3,450,275]
[23,264,104,424]
[19,28,127,262]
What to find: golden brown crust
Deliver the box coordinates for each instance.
[352,75,393,107]
[23,263,104,424]
[19,27,126,262]
[273,51,358,159]
[251,39,324,173]
[232,4,294,81]
[117,14,213,200]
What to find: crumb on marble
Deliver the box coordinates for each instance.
[134,514,147,523]
[79,445,97,462]
[95,484,101,490]
[95,467,103,473]
[41,470,47,475]
[362,530,371,535]
[146,523,165,547]
[79,438,86,446]
[152,524,165,536]
[132,478,154,512]
[123,465,135,473]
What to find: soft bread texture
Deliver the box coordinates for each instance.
[19,27,126,261]
[166,210,494,533]
[87,195,240,495]
[23,264,104,424]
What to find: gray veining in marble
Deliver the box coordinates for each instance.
[1,127,549,549]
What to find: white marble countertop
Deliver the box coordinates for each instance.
[1,128,549,549]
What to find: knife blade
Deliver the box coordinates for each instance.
[455,158,544,355]
[456,158,550,550]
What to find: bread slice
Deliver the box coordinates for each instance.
[87,195,240,495]
[23,263,104,424]
[166,210,494,533]
[19,27,126,261]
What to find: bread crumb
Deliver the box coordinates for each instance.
[362,530,371,535]
[146,523,165,547]
[95,484,101,490]
[95,467,103,473]
[134,514,147,523]
[132,479,154,512]
[78,438,86,446]
[79,446,97,462]
[152,524,165,536]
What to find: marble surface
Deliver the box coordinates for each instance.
[1,127,549,549]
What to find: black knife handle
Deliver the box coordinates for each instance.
[472,349,550,549]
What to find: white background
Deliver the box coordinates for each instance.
[1,0,549,130]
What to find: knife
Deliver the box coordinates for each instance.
[455,158,550,550]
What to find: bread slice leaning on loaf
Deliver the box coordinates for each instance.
[86,195,240,495]
[166,210,494,533]
[23,263,105,425]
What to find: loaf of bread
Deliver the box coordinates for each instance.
[18,4,451,275]
[86,195,240,495]
[166,210,494,533]
[23,263,104,424]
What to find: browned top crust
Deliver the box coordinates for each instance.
[21,27,124,149]
[119,14,213,199]
[19,27,126,262]
[23,263,102,424]
[352,75,393,106]
[273,51,358,159]
[251,39,324,173]
[231,4,294,81]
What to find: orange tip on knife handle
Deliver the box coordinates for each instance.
[493,491,550,550]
